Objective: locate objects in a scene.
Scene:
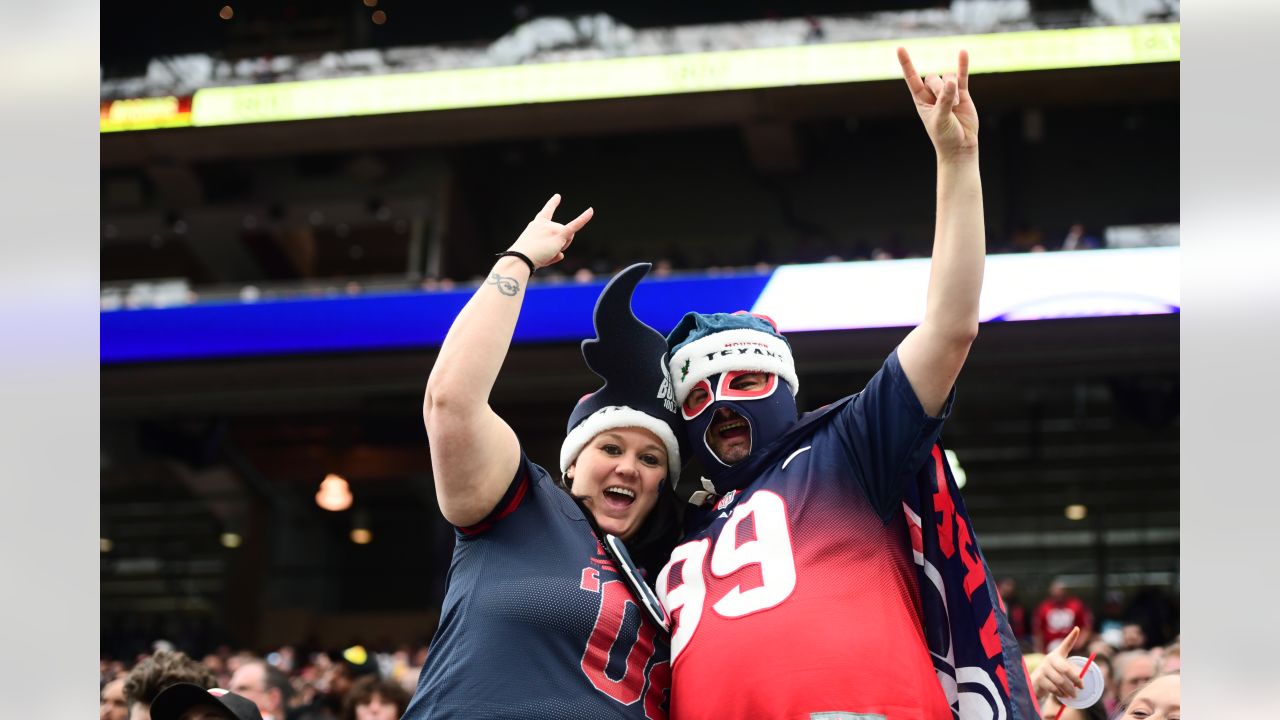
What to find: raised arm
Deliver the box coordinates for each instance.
[894,48,985,416]
[424,194,593,527]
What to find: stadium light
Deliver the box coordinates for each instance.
[100,537,114,553]
[220,532,243,548]
[316,473,354,511]
[351,508,373,544]
[944,449,967,489]
[1064,504,1088,521]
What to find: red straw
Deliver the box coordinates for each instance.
[1052,652,1097,720]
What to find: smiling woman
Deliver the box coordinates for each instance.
[405,200,681,719]
[567,428,668,541]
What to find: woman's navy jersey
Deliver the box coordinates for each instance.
[404,453,671,719]
[656,351,954,720]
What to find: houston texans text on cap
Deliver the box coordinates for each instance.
[666,311,798,405]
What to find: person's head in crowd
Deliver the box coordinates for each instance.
[149,683,263,720]
[1086,638,1115,660]
[123,649,217,720]
[1158,639,1180,673]
[1111,650,1157,708]
[341,676,411,720]
[998,577,1018,601]
[1121,622,1147,650]
[1048,578,1068,601]
[1115,672,1180,720]
[324,645,380,712]
[1038,695,1107,720]
[225,652,255,677]
[200,654,229,687]
[101,677,130,720]
[229,658,290,720]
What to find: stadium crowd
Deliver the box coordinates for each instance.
[102,578,1179,720]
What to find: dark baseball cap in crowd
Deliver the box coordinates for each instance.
[150,682,264,720]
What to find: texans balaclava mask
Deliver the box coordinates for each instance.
[666,312,799,480]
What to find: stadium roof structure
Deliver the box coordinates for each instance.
[102,22,1178,133]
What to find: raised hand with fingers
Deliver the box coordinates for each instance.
[1031,626,1087,702]
[897,47,979,163]
[508,193,594,270]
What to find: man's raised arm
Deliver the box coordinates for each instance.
[894,47,985,416]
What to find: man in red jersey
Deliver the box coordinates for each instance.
[655,47,1035,720]
[1034,579,1094,653]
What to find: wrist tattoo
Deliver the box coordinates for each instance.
[487,272,521,296]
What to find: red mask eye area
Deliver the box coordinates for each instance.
[717,371,777,401]
[682,378,714,420]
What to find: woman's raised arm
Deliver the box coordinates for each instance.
[424,194,593,526]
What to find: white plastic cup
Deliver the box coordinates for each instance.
[1057,655,1105,709]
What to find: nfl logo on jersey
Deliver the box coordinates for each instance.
[713,490,737,511]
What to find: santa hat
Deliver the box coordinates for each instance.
[665,311,799,404]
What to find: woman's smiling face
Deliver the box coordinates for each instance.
[567,427,667,541]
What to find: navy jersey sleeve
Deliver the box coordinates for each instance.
[832,348,955,520]
[454,450,539,538]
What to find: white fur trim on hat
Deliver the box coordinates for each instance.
[668,328,798,403]
[559,406,682,485]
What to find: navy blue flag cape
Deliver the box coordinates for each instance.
[686,396,1039,720]
[903,440,1040,719]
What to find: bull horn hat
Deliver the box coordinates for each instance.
[559,263,685,484]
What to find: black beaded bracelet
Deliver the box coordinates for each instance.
[495,250,537,276]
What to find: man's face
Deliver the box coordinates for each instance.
[1048,581,1067,600]
[1118,655,1156,701]
[1122,624,1146,649]
[230,662,277,715]
[100,679,129,720]
[128,702,151,720]
[683,372,773,465]
[998,578,1015,599]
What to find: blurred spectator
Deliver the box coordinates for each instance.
[1121,622,1147,650]
[397,645,430,695]
[1095,589,1127,648]
[1086,637,1115,660]
[123,650,217,720]
[1034,578,1093,653]
[341,676,410,720]
[1061,223,1101,251]
[1157,639,1180,673]
[1010,220,1045,253]
[201,654,228,687]
[1109,650,1156,716]
[998,577,1032,648]
[229,658,291,720]
[101,677,129,720]
[296,645,382,720]
[1114,672,1179,720]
